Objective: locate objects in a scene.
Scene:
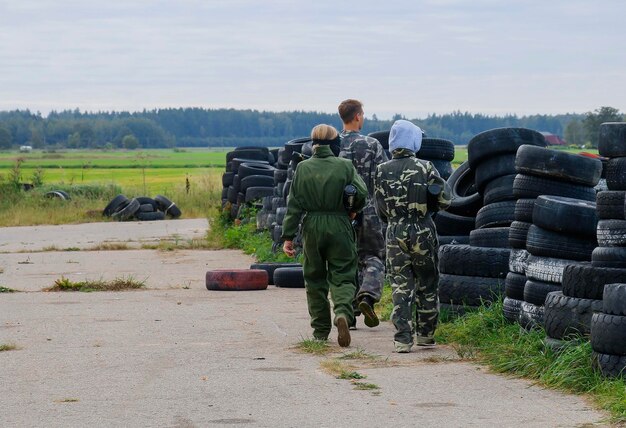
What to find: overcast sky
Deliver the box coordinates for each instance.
[0,0,624,119]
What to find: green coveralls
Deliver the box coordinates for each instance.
[282,145,367,339]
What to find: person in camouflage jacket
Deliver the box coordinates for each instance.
[337,99,388,329]
[282,124,367,347]
[374,120,451,353]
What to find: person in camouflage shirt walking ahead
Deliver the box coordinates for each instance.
[374,120,451,353]
[337,99,388,329]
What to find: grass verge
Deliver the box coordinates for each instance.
[295,338,332,356]
[0,286,17,293]
[435,299,626,424]
[44,275,146,292]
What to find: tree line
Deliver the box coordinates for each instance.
[0,106,622,150]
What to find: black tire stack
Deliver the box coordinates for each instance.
[512,145,601,330]
[221,147,276,220]
[439,128,545,317]
[591,283,626,377]
[103,194,180,221]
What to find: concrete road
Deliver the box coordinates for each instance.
[0,221,609,427]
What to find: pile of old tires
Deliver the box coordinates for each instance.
[591,283,626,377]
[437,128,547,314]
[507,145,601,329]
[221,146,276,220]
[102,194,181,221]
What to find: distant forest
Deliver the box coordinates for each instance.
[0,107,622,150]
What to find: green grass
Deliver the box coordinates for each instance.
[44,275,146,292]
[295,338,331,355]
[0,286,17,293]
[435,300,626,423]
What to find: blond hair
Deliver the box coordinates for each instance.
[311,124,339,141]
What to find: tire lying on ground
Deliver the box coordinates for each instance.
[505,272,526,300]
[602,283,626,316]
[136,211,166,221]
[438,274,504,306]
[206,269,268,291]
[438,245,509,278]
[45,190,70,200]
[544,289,603,339]
[103,194,129,216]
[274,266,305,288]
[503,297,523,323]
[519,301,545,330]
[250,263,302,285]
[155,195,182,218]
[592,352,626,378]
[590,313,626,355]
[112,198,140,221]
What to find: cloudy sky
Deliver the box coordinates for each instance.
[0,0,624,118]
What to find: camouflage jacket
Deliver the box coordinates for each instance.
[339,130,388,200]
[374,148,451,224]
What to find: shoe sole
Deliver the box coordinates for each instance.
[358,301,380,328]
[336,317,351,347]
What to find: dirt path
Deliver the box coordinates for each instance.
[0,221,609,427]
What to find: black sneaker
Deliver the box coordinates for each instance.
[358,296,380,328]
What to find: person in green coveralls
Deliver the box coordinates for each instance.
[282,124,367,347]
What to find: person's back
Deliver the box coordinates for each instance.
[336,98,387,329]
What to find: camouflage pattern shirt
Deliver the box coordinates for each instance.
[374,148,451,225]
[339,130,388,200]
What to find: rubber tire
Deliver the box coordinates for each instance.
[445,161,483,217]
[276,207,287,225]
[437,235,470,245]
[543,291,602,339]
[245,187,274,203]
[508,221,531,249]
[240,175,274,193]
[155,195,182,218]
[592,247,626,268]
[222,172,235,187]
[274,169,288,185]
[525,255,587,284]
[467,127,546,169]
[136,211,165,221]
[206,269,268,291]
[598,122,626,157]
[514,198,536,223]
[103,194,129,217]
[367,131,389,150]
[590,313,626,355]
[483,174,516,205]
[112,198,141,221]
[597,220,626,247]
[515,144,602,186]
[602,283,626,316]
[433,211,475,236]
[227,186,238,204]
[250,263,301,285]
[475,201,516,229]
[561,264,626,300]
[238,162,275,179]
[227,148,269,163]
[592,352,626,378]
[430,160,453,180]
[512,174,596,201]
[44,190,68,200]
[526,224,596,261]
[438,245,510,278]
[596,191,626,220]
[509,249,530,274]
[271,196,285,211]
[523,280,561,306]
[272,225,283,243]
[503,297,523,323]
[231,158,270,174]
[474,154,517,193]
[519,301,545,330]
[469,227,511,248]
[138,203,155,213]
[273,266,305,288]
[505,272,527,300]
[417,138,455,161]
[532,195,597,237]
[438,274,504,306]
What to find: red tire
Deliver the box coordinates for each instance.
[205,269,268,291]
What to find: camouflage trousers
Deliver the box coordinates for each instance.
[354,204,385,303]
[386,220,440,345]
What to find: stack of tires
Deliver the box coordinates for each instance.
[591,283,626,377]
[103,194,181,221]
[221,147,276,220]
[511,145,601,330]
